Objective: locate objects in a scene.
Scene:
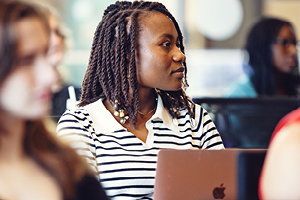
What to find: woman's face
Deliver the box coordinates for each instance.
[47,14,64,67]
[272,25,298,73]
[136,12,186,91]
[0,17,57,119]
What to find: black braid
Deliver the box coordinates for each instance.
[79,0,195,126]
[128,11,139,125]
[113,15,126,103]
[118,13,130,108]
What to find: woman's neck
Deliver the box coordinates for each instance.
[0,112,26,162]
[137,88,157,114]
[273,70,287,96]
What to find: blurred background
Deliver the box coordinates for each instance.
[35,0,300,98]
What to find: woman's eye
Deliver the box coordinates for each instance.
[176,42,181,48]
[162,42,171,48]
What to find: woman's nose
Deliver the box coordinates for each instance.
[173,47,186,64]
[37,56,58,87]
[288,42,299,56]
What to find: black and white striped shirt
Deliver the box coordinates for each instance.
[57,95,224,200]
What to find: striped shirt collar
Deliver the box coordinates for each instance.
[151,95,180,133]
[84,94,180,134]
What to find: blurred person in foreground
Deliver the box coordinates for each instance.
[0,1,108,199]
[259,107,300,199]
[225,17,300,98]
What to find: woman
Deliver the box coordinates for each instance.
[0,1,108,199]
[57,1,224,199]
[225,17,300,97]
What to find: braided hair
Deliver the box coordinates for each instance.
[79,0,194,126]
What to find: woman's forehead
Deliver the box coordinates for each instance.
[138,11,171,25]
[138,11,176,35]
[16,17,49,56]
[277,25,295,38]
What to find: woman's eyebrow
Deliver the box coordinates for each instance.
[158,33,175,40]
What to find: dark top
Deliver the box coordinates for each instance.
[71,173,109,200]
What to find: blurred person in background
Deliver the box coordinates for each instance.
[33,1,81,121]
[225,17,300,98]
[0,1,108,199]
[45,5,66,70]
[39,2,81,121]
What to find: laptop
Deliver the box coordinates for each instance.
[153,148,267,200]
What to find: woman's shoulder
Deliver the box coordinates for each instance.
[56,105,94,134]
[59,107,91,122]
[59,99,105,121]
[178,102,209,124]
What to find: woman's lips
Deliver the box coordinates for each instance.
[37,91,52,101]
[173,67,185,78]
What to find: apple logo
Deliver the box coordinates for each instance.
[212,183,226,199]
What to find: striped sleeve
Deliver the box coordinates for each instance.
[194,104,224,149]
[56,109,99,174]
